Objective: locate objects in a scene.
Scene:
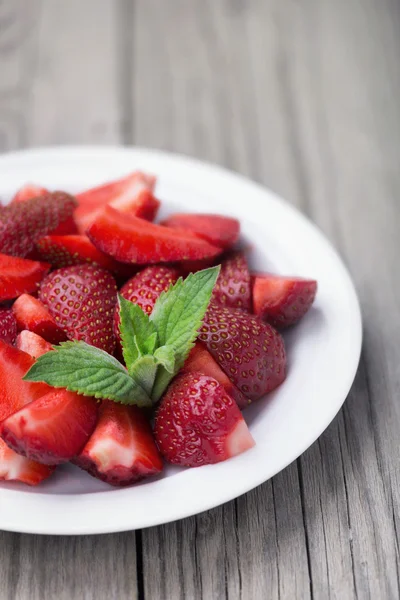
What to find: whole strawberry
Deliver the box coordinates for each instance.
[0,192,77,257]
[198,304,286,403]
[39,264,117,353]
[211,251,251,311]
[154,372,255,467]
[0,308,17,345]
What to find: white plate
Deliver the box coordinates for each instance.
[0,146,362,535]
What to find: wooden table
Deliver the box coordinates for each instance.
[1,1,399,598]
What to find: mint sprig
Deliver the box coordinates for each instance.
[23,266,220,406]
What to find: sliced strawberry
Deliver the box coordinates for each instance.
[183,342,248,409]
[0,253,50,301]
[178,256,218,276]
[50,215,78,236]
[252,273,318,328]
[0,307,17,345]
[39,264,117,353]
[161,213,240,249]
[75,401,163,486]
[87,205,222,264]
[154,372,255,467]
[16,331,53,358]
[0,340,53,484]
[199,305,286,403]
[1,389,98,466]
[12,294,67,343]
[74,171,158,233]
[0,192,77,257]
[11,184,49,204]
[212,251,251,311]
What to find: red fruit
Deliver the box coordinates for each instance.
[0,253,50,301]
[183,342,248,409]
[0,340,53,484]
[0,307,17,345]
[161,213,240,250]
[199,305,286,403]
[252,273,318,328]
[74,171,158,233]
[88,206,222,264]
[154,372,255,467]
[75,401,163,486]
[39,265,117,353]
[0,192,77,257]
[212,251,251,311]
[178,256,217,276]
[16,331,53,358]
[1,389,98,466]
[12,294,67,343]
[11,184,49,204]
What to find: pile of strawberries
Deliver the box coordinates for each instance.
[0,173,317,487]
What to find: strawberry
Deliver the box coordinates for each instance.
[0,192,77,257]
[87,205,222,264]
[1,389,98,466]
[75,401,163,486]
[178,257,218,276]
[198,305,286,403]
[212,251,251,311]
[161,213,240,249]
[154,372,255,467]
[0,308,17,345]
[0,253,50,301]
[74,171,158,233]
[12,294,67,343]
[252,273,318,328]
[11,184,49,204]
[39,265,117,353]
[183,342,248,409]
[0,340,54,484]
[16,331,53,358]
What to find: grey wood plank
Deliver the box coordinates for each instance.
[0,2,140,600]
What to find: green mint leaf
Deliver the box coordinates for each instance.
[118,295,158,372]
[152,367,175,402]
[150,266,220,370]
[154,345,176,373]
[129,355,158,397]
[23,341,152,407]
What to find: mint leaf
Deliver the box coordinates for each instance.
[118,295,158,373]
[152,367,175,402]
[154,345,176,373]
[150,266,220,370]
[23,341,152,407]
[129,355,158,396]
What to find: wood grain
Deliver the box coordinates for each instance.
[1,0,400,598]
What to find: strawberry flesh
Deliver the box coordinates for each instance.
[161,213,240,249]
[0,308,17,345]
[75,401,163,486]
[0,253,50,301]
[212,251,251,311]
[39,264,117,353]
[16,330,53,358]
[11,184,49,204]
[252,273,317,328]
[87,205,222,264]
[199,305,286,403]
[12,293,67,343]
[154,372,255,467]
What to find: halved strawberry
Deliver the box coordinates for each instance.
[0,253,50,301]
[12,294,67,343]
[11,184,49,204]
[212,251,251,311]
[75,401,163,486]
[0,192,77,257]
[39,264,117,353]
[1,389,98,465]
[154,372,255,467]
[183,342,248,409]
[252,273,318,328]
[74,171,158,233]
[87,205,222,264]
[0,308,17,345]
[161,213,240,250]
[16,331,53,358]
[0,341,53,484]
[199,305,286,403]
